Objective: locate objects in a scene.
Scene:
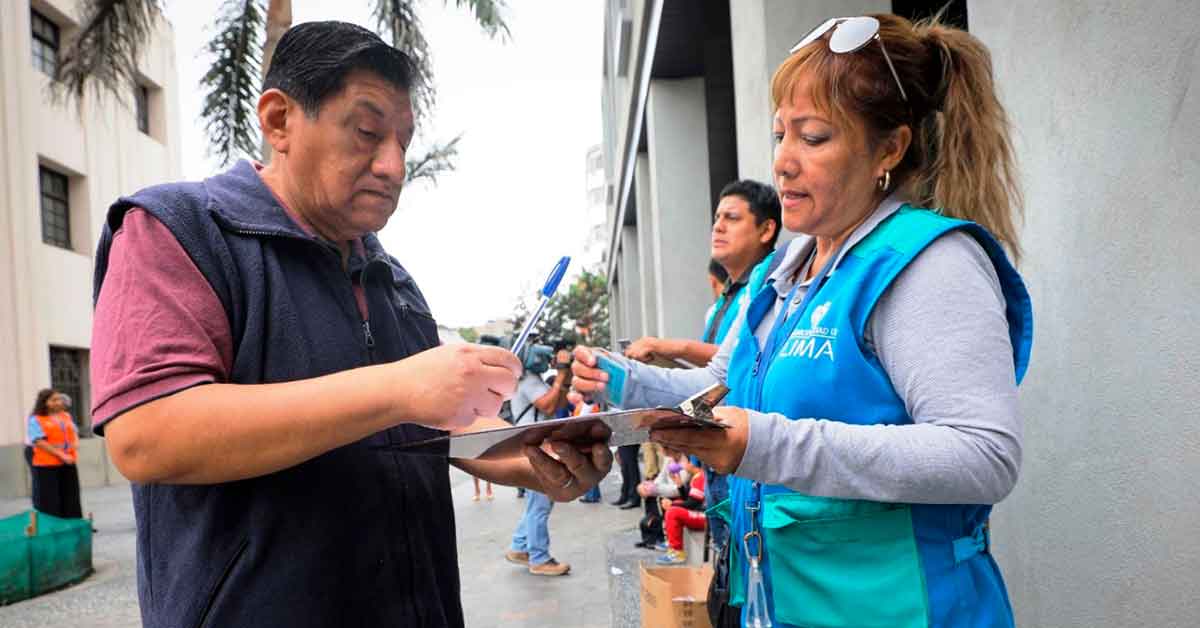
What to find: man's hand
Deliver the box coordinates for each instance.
[105,344,521,486]
[554,349,573,386]
[650,406,750,474]
[567,346,608,406]
[394,344,522,430]
[623,337,662,363]
[523,426,613,502]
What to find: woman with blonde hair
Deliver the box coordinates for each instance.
[572,13,1031,627]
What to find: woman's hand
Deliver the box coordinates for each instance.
[650,406,750,474]
[567,346,609,406]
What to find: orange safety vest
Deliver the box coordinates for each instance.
[31,412,77,467]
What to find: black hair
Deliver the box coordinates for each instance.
[708,259,729,283]
[552,339,574,353]
[718,179,782,249]
[31,388,55,416]
[263,21,415,117]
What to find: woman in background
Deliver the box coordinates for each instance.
[28,388,83,518]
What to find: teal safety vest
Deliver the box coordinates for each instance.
[719,206,1033,628]
[702,251,776,345]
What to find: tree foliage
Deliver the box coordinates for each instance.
[200,0,265,166]
[511,270,610,349]
[54,0,510,184]
[405,133,462,186]
[50,0,164,107]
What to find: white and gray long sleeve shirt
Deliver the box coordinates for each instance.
[616,197,1022,506]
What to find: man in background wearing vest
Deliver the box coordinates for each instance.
[90,22,610,628]
[617,179,779,578]
[622,179,780,365]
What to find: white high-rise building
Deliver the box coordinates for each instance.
[579,144,608,270]
[0,1,181,492]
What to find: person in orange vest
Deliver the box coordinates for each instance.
[27,388,82,518]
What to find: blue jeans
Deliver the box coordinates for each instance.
[510,489,554,565]
[705,468,730,552]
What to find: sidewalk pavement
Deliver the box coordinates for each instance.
[0,464,660,627]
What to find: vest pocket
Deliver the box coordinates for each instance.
[761,493,928,628]
[194,537,248,628]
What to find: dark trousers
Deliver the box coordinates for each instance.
[31,464,82,519]
[615,444,640,505]
[639,496,664,545]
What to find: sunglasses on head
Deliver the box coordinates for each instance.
[790,16,908,103]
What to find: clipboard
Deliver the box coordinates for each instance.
[379,382,730,461]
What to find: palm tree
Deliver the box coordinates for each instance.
[51,0,509,184]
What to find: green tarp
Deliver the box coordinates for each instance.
[0,510,92,605]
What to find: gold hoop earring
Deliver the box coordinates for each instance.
[878,170,891,192]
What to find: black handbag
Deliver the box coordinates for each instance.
[706,539,742,628]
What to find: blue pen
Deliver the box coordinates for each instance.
[510,256,571,356]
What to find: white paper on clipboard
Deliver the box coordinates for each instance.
[382,382,729,461]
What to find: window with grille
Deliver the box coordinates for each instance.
[49,346,90,436]
[135,84,150,134]
[31,9,60,77]
[39,166,71,249]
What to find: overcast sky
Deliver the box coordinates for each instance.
[163,1,604,328]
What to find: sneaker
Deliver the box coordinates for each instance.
[655,549,687,565]
[653,541,669,552]
[504,550,530,566]
[528,558,570,576]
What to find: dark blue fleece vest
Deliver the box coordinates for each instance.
[94,161,462,628]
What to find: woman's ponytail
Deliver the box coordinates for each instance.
[911,20,1023,262]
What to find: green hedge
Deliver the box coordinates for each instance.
[0,510,92,605]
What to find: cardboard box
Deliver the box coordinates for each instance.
[640,563,714,628]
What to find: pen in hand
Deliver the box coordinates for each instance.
[510,256,571,357]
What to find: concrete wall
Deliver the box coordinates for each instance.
[619,225,643,342]
[634,154,659,336]
[644,78,712,339]
[0,2,182,448]
[728,0,888,183]
[971,2,1200,627]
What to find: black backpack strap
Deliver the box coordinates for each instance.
[515,404,541,424]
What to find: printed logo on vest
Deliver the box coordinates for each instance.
[779,300,837,362]
[810,301,831,328]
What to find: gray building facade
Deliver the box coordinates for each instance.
[599,1,1200,627]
